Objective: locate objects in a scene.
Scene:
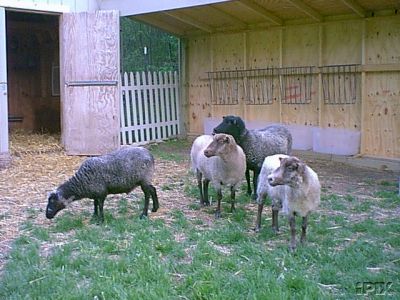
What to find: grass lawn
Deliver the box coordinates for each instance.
[0,139,399,299]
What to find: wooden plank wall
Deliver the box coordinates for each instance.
[363,17,400,158]
[186,15,400,159]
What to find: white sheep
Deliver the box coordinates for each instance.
[255,154,320,251]
[190,133,246,218]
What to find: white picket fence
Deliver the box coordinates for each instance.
[120,71,181,145]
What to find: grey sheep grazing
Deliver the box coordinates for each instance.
[190,133,246,218]
[213,115,292,199]
[256,154,320,251]
[46,146,159,222]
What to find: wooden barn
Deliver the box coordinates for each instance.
[0,0,399,169]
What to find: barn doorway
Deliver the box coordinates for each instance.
[6,11,60,134]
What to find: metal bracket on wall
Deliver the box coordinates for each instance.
[65,80,118,87]
[0,82,7,95]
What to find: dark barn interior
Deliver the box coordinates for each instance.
[6,11,60,133]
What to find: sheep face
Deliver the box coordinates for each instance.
[213,115,245,141]
[204,133,235,158]
[268,156,305,188]
[46,192,67,219]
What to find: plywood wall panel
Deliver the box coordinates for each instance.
[320,21,362,129]
[281,25,319,126]
[283,24,319,66]
[362,72,400,158]
[187,36,212,134]
[247,29,281,69]
[366,17,400,65]
[322,20,362,65]
[212,32,245,71]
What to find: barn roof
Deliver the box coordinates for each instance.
[101,0,399,37]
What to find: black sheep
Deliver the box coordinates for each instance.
[213,115,292,199]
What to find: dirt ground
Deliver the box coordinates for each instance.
[0,132,398,273]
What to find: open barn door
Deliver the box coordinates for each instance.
[60,10,120,155]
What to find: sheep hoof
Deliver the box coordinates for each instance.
[272,227,280,234]
[140,213,148,220]
[251,193,257,201]
[91,214,103,224]
[254,226,260,233]
[151,207,158,212]
[289,244,297,252]
[215,211,221,219]
[202,201,210,207]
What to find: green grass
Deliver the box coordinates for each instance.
[1,144,399,299]
[147,138,191,162]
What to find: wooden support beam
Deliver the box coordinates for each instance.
[341,0,366,17]
[287,0,323,22]
[164,11,214,33]
[239,0,283,26]
[209,5,248,28]
[133,15,186,37]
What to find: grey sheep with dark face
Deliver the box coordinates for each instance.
[46,146,159,222]
[213,115,292,199]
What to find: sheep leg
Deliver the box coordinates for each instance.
[272,209,279,234]
[230,186,236,212]
[245,168,252,196]
[203,179,210,206]
[149,185,159,212]
[255,202,264,232]
[140,183,151,219]
[93,199,99,217]
[215,189,222,218]
[196,170,205,206]
[92,197,105,223]
[300,215,308,244]
[289,214,297,251]
[251,170,259,201]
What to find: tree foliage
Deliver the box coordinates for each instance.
[120,17,179,73]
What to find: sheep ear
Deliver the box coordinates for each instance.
[222,116,226,120]
[297,162,306,174]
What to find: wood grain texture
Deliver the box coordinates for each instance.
[61,10,120,155]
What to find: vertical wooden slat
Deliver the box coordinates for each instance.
[130,72,139,143]
[147,71,155,140]
[136,72,144,142]
[142,71,150,142]
[170,71,177,136]
[153,71,161,140]
[164,71,171,137]
[174,70,181,135]
[159,71,166,139]
[120,72,127,145]
[125,72,133,144]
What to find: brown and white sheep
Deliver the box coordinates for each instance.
[255,154,320,251]
[190,133,246,218]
